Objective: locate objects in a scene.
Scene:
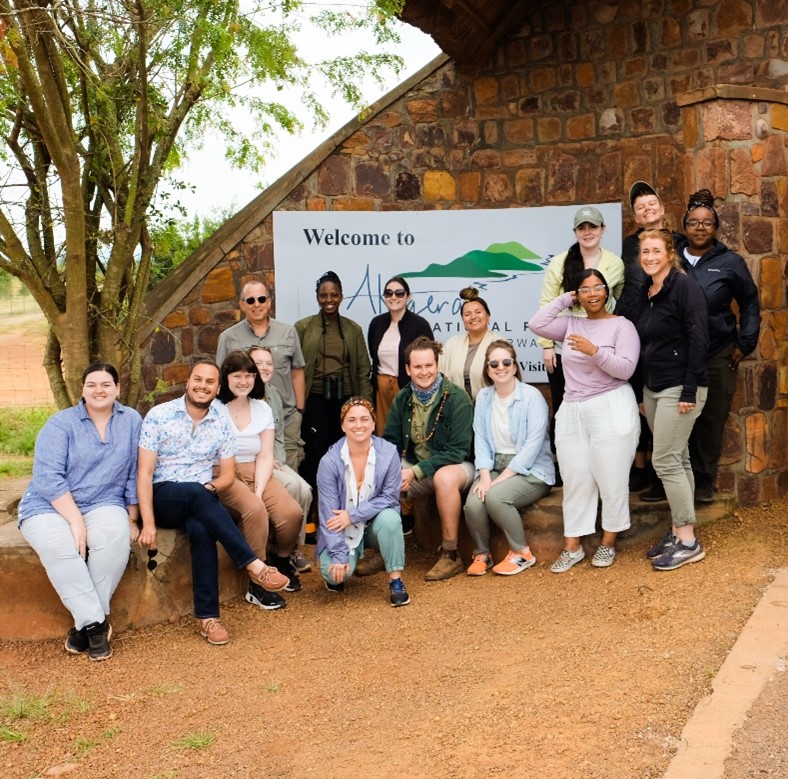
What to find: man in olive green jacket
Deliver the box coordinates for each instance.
[384,337,474,581]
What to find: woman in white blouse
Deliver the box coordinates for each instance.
[216,350,304,609]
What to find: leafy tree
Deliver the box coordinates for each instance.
[0,0,403,407]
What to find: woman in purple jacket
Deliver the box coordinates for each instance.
[530,270,640,572]
[316,397,410,607]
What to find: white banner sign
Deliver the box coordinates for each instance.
[273,205,622,382]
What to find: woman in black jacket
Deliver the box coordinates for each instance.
[637,229,709,572]
[677,189,760,503]
[367,275,433,435]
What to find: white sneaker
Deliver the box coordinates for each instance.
[551,547,586,573]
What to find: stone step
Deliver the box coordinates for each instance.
[1,485,735,642]
[412,486,736,564]
[0,521,245,642]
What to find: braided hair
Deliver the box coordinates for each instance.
[316,270,343,294]
[684,189,719,228]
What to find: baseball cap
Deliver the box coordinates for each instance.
[628,180,660,209]
[573,206,605,229]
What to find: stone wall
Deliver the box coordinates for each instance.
[143,0,788,504]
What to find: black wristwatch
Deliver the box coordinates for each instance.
[204,482,217,494]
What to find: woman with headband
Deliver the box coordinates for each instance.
[677,189,760,504]
[316,397,410,606]
[295,271,373,502]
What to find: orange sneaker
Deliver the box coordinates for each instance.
[466,553,492,576]
[492,548,537,576]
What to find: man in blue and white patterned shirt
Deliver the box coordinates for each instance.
[137,361,288,645]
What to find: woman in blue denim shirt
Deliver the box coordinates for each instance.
[17,363,142,661]
[463,341,555,576]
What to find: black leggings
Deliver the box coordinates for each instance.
[298,393,347,494]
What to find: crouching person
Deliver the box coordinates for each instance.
[317,398,410,607]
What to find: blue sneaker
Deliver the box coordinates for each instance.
[389,578,411,607]
[646,531,676,559]
[651,540,705,571]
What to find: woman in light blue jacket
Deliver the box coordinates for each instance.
[464,341,555,576]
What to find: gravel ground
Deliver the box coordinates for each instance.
[2,497,787,779]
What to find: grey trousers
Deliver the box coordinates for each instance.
[644,385,708,527]
[283,412,305,471]
[20,505,130,629]
[464,472,551,554]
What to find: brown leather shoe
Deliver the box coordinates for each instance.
[355,550,386,576]
[200,618,230,645]
[249,563,289,592]
[425,551,464,581]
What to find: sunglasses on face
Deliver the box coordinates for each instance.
[488,359,514,368]
[383,289,407,298]
[245,295,268,305]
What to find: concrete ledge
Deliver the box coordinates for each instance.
[0,522,246,642]
[413,487,737,563]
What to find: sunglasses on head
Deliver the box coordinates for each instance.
[488,359,514,368]
[245,295,268,305]
[383,289,407,298]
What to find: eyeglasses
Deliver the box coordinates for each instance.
[578,285,606,295]
[487,359,514,368]
[383,289,407,298]
[244,295,268,305]
[686,219,715,229]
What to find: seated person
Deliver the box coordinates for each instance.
[215,350,304,610]
[316,397,410,607]
[17,363,142,661]
[137,361,289,646]
[249,346,313,573]
[464,341,554,576]
[383,336,474,581]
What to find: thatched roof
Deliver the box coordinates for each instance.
[401,0,533,68]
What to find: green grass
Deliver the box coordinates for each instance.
[170,732,216,750]
[0,689,53,722]
[0,457,34,478]
[0,724,26,742]
[0,407,55,456]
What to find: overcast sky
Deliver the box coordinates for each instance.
[170,19,441,220]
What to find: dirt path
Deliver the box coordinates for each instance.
[0,310,53,407]
[1,499,787,779]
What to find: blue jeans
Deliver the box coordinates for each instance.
[153,482,257,619]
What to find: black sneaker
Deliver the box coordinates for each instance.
[645,531,676,559]
[245,582,286,610]
[325,580,345,593]
[640,482,667,502]
[389,578,411,607]
[694,483,714,504]
[269,555,302,593]
[85,620,112,662]
[401,514,414,536]
[64,627,89,654]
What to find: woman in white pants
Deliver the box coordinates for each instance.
[529,270,640,571]
[17,363,142,660]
